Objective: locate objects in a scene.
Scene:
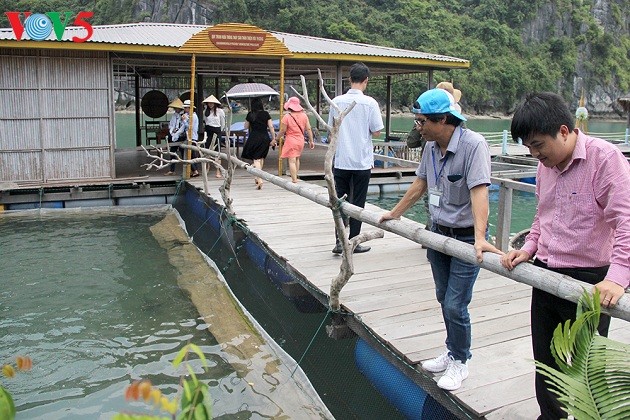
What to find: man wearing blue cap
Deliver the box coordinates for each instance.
[380,88,502,391]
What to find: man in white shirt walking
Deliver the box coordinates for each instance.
[328,62,384,254]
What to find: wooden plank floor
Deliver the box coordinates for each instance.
[190,173,629,419]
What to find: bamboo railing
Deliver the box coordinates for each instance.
[206,149,630,322]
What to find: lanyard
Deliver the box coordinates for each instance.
[431,127,464,183]
[432,147,449,183]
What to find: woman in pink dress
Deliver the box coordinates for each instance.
[277,97,314,183]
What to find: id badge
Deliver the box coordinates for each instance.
[429,188,442,207]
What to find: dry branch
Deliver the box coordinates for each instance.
[292,71,384,311]
[170,142,630,322]
[140,101,237,215]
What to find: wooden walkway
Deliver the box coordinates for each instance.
[190,171,628,419]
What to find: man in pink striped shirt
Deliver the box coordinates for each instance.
[501,92,630,420]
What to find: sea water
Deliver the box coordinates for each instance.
[369,188,538,239]
[0,209,332,419]
[115,111,628,149]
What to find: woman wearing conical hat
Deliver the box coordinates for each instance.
[202,95,226,178]
[436,81,463,113]
[166,98,184,175]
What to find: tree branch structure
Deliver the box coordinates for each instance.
[292,71,384,311]
[142,73,384,312]
[141,91,239,215]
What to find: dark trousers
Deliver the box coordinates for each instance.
[333,168,371,239]
[168,134,182,172]
[205,126,222,151]
[532,259,611,420]
[168,134,198,172]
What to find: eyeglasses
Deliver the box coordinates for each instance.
[414,118,428,127]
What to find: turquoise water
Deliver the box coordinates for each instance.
[115,111,628,149]
[1,208,404,419]
[368,188,537,239]
[175,200,408,420]
[0,210,329,419]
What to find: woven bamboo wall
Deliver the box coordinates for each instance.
[0,48,113,183]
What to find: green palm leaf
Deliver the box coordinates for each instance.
[535,290,630,420]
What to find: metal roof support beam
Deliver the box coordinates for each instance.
[197,72,204,141]
[335,63,343,99]
[185,54,196,179]
[134,73,141,147]
[278,56,286,176]
[385,75,392,141]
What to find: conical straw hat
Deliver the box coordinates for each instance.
[202,94,222,105]
[168,98,183,109]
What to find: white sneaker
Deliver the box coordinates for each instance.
[421,351,451,373]
[437,357,469,391]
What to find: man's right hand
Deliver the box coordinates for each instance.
[379,211,399,223]
[500,250,531,271]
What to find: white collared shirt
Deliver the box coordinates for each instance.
[328,89,384,170]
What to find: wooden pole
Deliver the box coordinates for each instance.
[185,54,196,179]
[278,57,285,176]
[134,73,141,147]
[385,75,392,141]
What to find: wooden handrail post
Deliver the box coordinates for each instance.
[501,129,508,155]
[495,182,513,251]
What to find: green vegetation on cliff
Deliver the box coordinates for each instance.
[2,0,628,113]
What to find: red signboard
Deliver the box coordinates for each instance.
[209,30,266,51]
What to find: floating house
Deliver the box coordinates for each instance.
[0,21,469,185]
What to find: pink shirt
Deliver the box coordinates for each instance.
[521,130,630,288]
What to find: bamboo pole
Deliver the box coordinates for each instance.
[185,54,196,179]
[195,148,630,321]
[278,57,285,176]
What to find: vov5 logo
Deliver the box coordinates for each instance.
[5,12,94,43]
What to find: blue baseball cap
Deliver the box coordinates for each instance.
[412,88,466,121]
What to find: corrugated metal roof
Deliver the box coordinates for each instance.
[0,22,467,65]
[270,30,466,63]
[0,22,201,47]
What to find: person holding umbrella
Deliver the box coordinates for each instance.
[241,97,277,189]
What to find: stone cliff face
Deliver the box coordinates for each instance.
[522,0,629,113]
[132,0,628,115]
[133,0,216,25]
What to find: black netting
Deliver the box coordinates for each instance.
[174,187,477,420]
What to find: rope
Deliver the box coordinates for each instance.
[221,229,249,271]
[218,209,251,272]
[331,196,346,212]
[172,179,185,200]
[291,309,331,378]
[200,193,475,418]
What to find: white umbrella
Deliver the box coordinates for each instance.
[224,83,279,99]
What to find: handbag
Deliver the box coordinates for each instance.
[406,127,425,149]
[289,114,305,137]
